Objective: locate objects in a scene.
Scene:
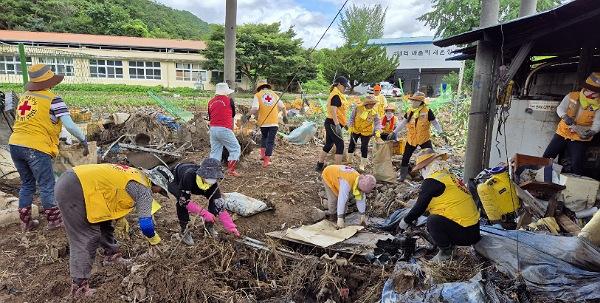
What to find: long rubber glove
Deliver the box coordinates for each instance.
[186,201,216,223]
[218,211,240,237]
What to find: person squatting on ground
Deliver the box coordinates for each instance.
[56,164,173,297]
[247,80,288,168]
[208,82,242,176]
[316,76,351,171]
[321,165,377,228]
[543,72,600,175]
[9,64,89,231]
[347,95,381,171]
[380,104,397,141]
[397,149,480,262]
[167,158,240,245]
[372,83,388,118]
[391,92,445,181]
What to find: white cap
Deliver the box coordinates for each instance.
[215,82,235,96]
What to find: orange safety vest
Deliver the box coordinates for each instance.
[556,92,598,141]
[255,89,280,126]
[352,105,378,136]
[382,116,396,133]
[322,165,360,196]
[428,170,480,227]
[406,105,431,146]
[327,87,348,127]
[9,90,63,157]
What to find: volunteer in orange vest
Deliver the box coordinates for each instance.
[397,149,480,262]
[391,92,444,181]
[347,96,381,170]
[380,103,397,140]
[372,83,388,118]
[316,76,351,171]
[543,72,600,174]
[9,64,88,231]
[322,165,376,228]
[248,80,288,168]
[55,164,172,297]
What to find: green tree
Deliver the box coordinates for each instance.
[339,4,386,44]
[203,23,316,91]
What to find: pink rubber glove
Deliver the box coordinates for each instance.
[218,211,240,237]
[186,201,215,223]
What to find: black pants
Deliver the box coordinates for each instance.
[427,214,480,248]
[348,133,372,158]
[260,126,278,156]
[323,118,344,155]
[401,140,433,167]
[543,134,587,175]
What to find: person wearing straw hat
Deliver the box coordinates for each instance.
[347,95,381,170]
[8,64,88,231]
[380,103,397,140]
[167,158,241,245]
[322,165,377,228]
[397,148,480,262]
[391,91,444,181]
[316,76,351,171]
[372,83,388,118]
[247,80,288,168]
[543,72,600,175]
[208,82,242,176]
[55,163,172,297]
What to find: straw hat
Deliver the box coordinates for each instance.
[215,82,234,95]
[25,64,64,91]
[384,104,396,112]
[408,91,426,102]
[374,84,382,91]
[582,72,600,93]
[411,148,449,172]
[255,80,272,92]
[362,95,377,106]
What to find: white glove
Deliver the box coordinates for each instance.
[337,217,345,229]
[398,219,409,231]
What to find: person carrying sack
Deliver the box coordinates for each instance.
[397,149,480,262]
[316,76,351,171]
[347,95,381,170]
[208,82,242,176]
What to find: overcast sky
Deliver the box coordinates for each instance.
[156,0,435,48]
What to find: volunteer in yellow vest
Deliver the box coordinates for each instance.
[316,76,351,171]
[372,83,388,118]
[391,92,444,181]
[8,64,88,231]
[543,72,600,175]
[249,80,288,168]
[380,104,397,140]
[322,165,376,228]
[55,164,173,297]
[397,149,480,262]
[347,96,381,170]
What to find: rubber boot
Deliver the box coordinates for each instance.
[399,166,409,182]
[181,229,195,246]
[71,279,96,298]
[263,156,271,168]
[259,148,265,160]
[315,162,325,172]
[359,157,368,171]
[205,222,219,238]
[19,206,39,231]
[102,251,132,266]
[431,246,456,262]
[43,206,63,230]
[227,160,241,177]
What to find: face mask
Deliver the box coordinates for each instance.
[385,112,394,119]
[411,101,422,108]
[204,178,217,185]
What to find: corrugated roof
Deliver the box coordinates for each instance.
[368,36,434,46]
[0,30,206,51]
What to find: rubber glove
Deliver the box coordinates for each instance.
[217,211,240,237]
[397,219,409,231]
[562,115,575,126]
[388,132,398,142]
[114,217,130,239]
[147,234,161,245]
[186,201,215,223]
[375,130,381,138]
[337,217,345,229]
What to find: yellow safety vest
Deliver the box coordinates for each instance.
[373,94,387,118]
[73,164,151,223]
[406,105,431,146]
[427,170,480,227]
[352,105,377,136]
[327,87,348,127]
[323,165,360,198]
[556,92,598,141]
[255,89,280,126]
[9,90,63,157]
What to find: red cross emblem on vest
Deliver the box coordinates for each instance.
[262,93,275,106]
[17,100,32,116]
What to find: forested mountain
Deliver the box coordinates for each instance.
[1,0,212,40]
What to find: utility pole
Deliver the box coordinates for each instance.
[463,0,499,182]
[224,0,237,88]
[519,0,538,17]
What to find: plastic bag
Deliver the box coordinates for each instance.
[372,140,396,183]
[281,121,317,145]
[223,192,272,217]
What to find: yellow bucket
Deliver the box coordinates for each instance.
[393,138,406,155]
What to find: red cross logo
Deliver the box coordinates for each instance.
[18,101,32,116]
[265,95,272,102]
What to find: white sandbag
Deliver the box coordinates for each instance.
[579,210,600,246]
[223,192,272,217]
[283,121,318,145]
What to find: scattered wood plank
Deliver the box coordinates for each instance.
[556,214,581,236]
[118,143,182,157]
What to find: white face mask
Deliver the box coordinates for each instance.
[204,178,217,185]
[385,112,394,119]
[411,101,422,108]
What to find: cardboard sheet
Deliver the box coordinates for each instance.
[284,220,364,248]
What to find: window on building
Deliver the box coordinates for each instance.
[176,63,207,82]
[0,55,32,75]
[39,57,74,76]
[129,61,161,80]
[211,70,223,84]
[89,59,123,78]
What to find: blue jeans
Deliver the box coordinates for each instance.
[209,126,241,161]
[9,145,56,209]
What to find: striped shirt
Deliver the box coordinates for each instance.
[50,96,69,123]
